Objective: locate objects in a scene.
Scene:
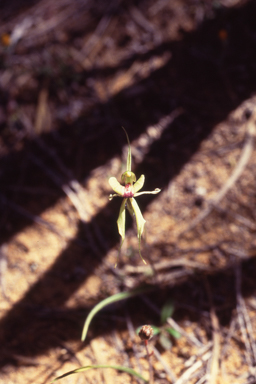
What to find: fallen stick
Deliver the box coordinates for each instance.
[180,110,256,236]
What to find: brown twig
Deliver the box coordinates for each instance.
[175,351,211,384]
[194,374,207,384]
[0,193,63,238]
[235,263,256,378]
[125,314,144,383]
[214,205,256,230]
[152,346,177,383]
[220,316,237,382]
[204,278,220,384]
[124,257,209,274]
[180,110,256,236]
[0,244,9,301]
[29,154,103,257]
[184,342,213,369]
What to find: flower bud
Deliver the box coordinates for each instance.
[138,325,154,341]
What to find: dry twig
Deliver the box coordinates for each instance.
[0,193,63,238]
[0,245,9,301]
[29,154,103,257]
[124,257,209,274]
[235,263,256,378]
[204,278,220,384]
[125,314,144,382]
[175,351,212,384]
[151,346,177,383]
[180,110,256,236]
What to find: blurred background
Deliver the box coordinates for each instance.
[0,0,256,383]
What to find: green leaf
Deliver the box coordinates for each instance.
[166,327,181,339]
[129,197,146,264]
[81,286,153,341]
[51,364,148,383]
[122,127,132,172]
[133,174,145,194]
[160,299,175,324]
[159,333,172,350]
[109,177,124,196]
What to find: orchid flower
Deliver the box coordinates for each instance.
[109,128,161,266]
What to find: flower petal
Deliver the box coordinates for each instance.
[109,193,122,201]
[116,198,127,267]
[134,188,161,197]
[109,177,124,196]
[129,197,147,264]
[133,174,145,194]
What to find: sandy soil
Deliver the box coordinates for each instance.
[1,0,256,383]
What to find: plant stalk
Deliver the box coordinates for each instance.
[145,341,154,384]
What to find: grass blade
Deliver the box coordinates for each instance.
[81,285,153,341]
[52,364,148,382]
